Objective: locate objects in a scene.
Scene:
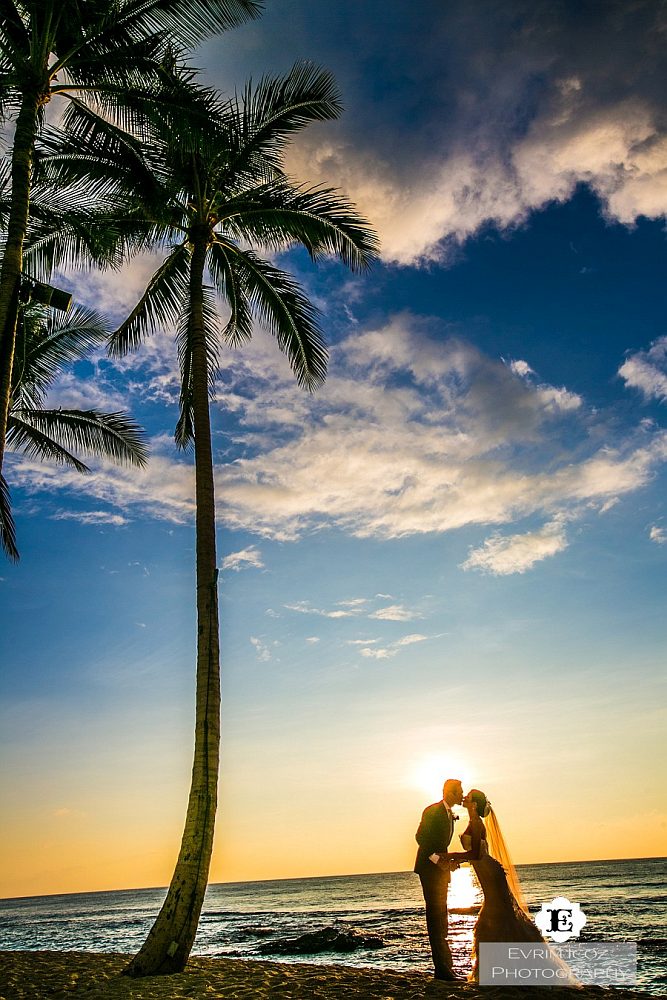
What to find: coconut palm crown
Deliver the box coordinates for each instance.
[0,0,262,476]
[1,301,147,560]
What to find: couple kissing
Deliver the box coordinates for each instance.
[414,777,567,983]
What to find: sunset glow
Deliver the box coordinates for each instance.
[1,0,665,902]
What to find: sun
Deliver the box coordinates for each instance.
[409,754,474,800]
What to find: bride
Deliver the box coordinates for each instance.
[440,789,578,984]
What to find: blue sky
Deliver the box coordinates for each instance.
[1,0,666,896]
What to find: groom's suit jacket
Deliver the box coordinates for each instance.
[414,801,455,876]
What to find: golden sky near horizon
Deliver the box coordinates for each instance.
[2,726,665,899]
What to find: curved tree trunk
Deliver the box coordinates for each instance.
[124,237,220,976]
[0,91,41,475]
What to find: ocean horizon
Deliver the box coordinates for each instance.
[2,853,663,903]
[1,857,665,993]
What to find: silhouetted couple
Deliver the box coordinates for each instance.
[414,777,551,982]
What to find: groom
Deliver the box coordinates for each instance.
[414,777,463,980]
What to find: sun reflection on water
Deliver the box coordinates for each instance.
[448,865,482,911]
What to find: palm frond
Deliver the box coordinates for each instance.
[109,242,190,356]
[8,408,148,468]
[220,63,342,182]
[0,473,18,562]
[12,302,109,404]
[6,413,90,472]
[218,180,380,271]
[55,0,262,62]
[174,283,221,448]
[207,239,253,346]
[220,243,328,390]
[43,100,163,198]
[0,1,30,67]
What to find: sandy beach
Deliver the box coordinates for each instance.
[0,952,651,1000]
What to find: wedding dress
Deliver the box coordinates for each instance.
[459,821,579,986]
[460,829,544,980]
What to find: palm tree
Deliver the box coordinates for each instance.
[53,61,377,975]
[1,300,148,559]
[0,0,262,476]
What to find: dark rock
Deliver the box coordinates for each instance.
[259,925,385,955]
[239,925,275,938]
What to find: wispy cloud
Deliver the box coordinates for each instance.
[250,637,272,662]
[359,632,431,660]
[50,510,129,526]
[8,319,667,574]
[369,604,423,622]
[619,337,667,402]
[284,596,423,622]
[221,546,265,572]
[211,321,663,556]
[8,441,195,525]
[461,519,569,575]
[360,647,393,660]
[284,601,357,619]
[649,525,666,545]
[45,372,127,413]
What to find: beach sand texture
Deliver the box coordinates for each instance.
[0,952,650,1000]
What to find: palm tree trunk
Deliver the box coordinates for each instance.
[0,90,41,476]
[124,236,220,977]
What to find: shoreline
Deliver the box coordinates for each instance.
[0,952,652,1000]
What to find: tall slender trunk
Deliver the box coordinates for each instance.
[125,237,220,977]
[0,90,41,476]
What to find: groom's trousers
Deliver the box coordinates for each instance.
[419,866,454,979]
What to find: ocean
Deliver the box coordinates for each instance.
[0,858,665,993]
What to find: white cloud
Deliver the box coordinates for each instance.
[285,73,667,267]
[305,636,320,644]
[360,647,393,660]
[250,637,271,662]
[619,337,667,402]
[395,633,430,647]
[461,519,569,575]
[649,525,666,545]
[8,319,667,573]
[369,604,423,622]
[8,440,195,525]
[284,601,357,619]
[50,510,128,526]
[359,632,430,660]
[46,372,127,413]
[62,253,166,324]
[221,546,265,572]
[509,360,534,378]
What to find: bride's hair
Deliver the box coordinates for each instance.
[469,789,488,816]
[484,805,530,914]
